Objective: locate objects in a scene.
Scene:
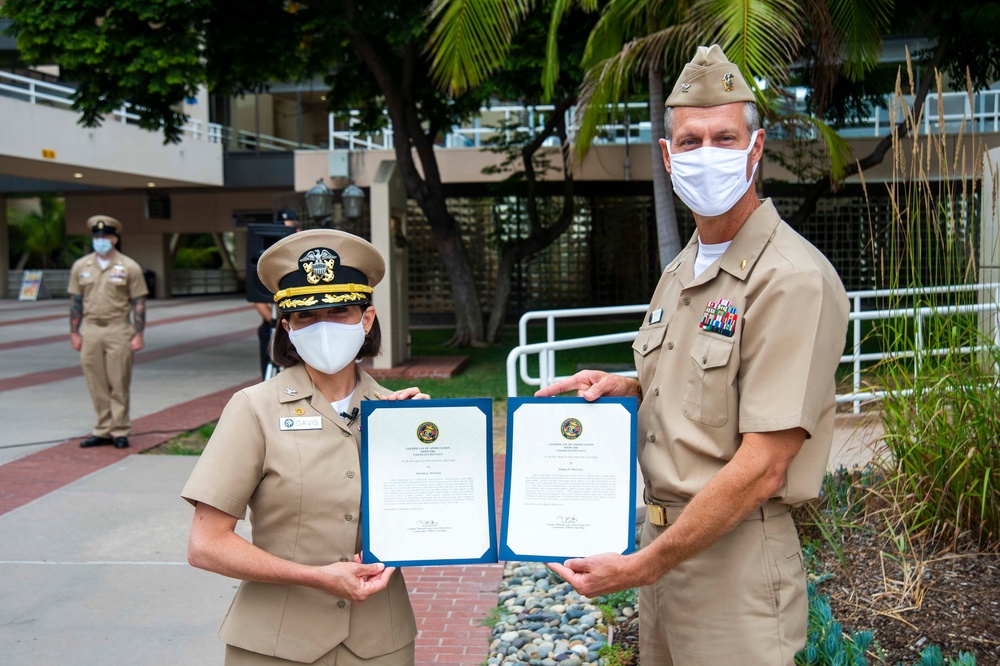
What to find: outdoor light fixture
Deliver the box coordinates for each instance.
[304,178,334,221]
[341,181,365,219]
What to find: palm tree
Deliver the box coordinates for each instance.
[426,0,892,265]
[8,196,78,269]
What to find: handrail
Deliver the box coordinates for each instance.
[5,69,997,154]
[506,283,1000,413]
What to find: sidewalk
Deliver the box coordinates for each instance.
[0,295,500,665]
[0,296,884,665]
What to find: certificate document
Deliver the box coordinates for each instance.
[500,396,637,562]
[360,398,497,566]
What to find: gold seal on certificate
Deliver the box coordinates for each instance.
[500,397,638,562]
[361,398,498,566]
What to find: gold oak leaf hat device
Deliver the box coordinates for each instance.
[665,44,755,108]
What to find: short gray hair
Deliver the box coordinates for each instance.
[663,102,760,140]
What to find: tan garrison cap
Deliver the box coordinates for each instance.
[87,215,123,235]
[665,44,755,108]
[258,228,385,313]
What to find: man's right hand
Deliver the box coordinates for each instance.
[70,332,82,351]
[534,370,640,402]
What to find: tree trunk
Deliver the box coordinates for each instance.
[484,101,576,343]
[346,24,486,346]
[413,187,486,346]
[486,252,516,343]
[649,66,681,270]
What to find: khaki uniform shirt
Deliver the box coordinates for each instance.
[181,364,417,663]
[68,251,147,319]
[633,199,849,506]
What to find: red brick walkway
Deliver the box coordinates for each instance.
[405,454,506,665]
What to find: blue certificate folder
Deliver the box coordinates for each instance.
[360,398,498,567]
[500,396,638,563]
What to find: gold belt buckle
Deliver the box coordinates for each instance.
[647,503,668,526]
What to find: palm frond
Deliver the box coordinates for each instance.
[800,0,842,116]
[541,0,579,101]
[425,0,535,95]
[797,114,854,181]
[576,24,695,154]
[582,0,690,69]
[691,0,804,91]
[825,0,892,80]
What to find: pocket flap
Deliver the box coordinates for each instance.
[632,325,667,358]
[691,334,734,369]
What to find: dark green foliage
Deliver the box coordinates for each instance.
[796,582,977,666]
[7,196,83,269]
[3,0,213,142]
[797,583,873,665]
[0,0,487,143]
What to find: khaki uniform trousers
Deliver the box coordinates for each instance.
[639,502,807,665]
[225,639,415,666]
[81,318,135,438]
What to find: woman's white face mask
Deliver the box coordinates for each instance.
[667,130,760,217]
[288,319,365,375]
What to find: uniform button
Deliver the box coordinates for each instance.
[342,430,351,438]
[649,434,656,443]
[702,356,708,364]
[642,343,648,351]
[654,387,660,396]
[340,556,349,562]
[683,297,691,306]
[337,600,347,609]
[346,471,356,478]
[666,341,674,350]
[345,514,353,522]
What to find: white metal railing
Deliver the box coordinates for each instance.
[777,89,1000,139]
[6,69,998,154]
[506,284,1000,414]
[0,69,223,143]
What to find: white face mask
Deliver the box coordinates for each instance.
[288,319,366,375]
[668,130,760,217]
[92,237,114,256]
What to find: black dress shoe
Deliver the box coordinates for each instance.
[80,435,113,448]
[113,436,130,449]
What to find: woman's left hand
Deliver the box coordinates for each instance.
[381,387,430,400]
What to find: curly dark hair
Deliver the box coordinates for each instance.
[269,304,382,369]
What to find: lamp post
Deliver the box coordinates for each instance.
[342,181,365,219]
[304,179,334,227]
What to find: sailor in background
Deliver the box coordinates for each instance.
[68,215,148,449]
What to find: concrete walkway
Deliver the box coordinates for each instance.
[0,295,884,665]
[0,295,501,665]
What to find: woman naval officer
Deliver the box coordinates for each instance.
[182,229,426,665]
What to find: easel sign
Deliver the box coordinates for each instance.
[18,271,45,301]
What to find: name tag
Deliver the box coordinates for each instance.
[649,308,663,324]
[279,416,322,431]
